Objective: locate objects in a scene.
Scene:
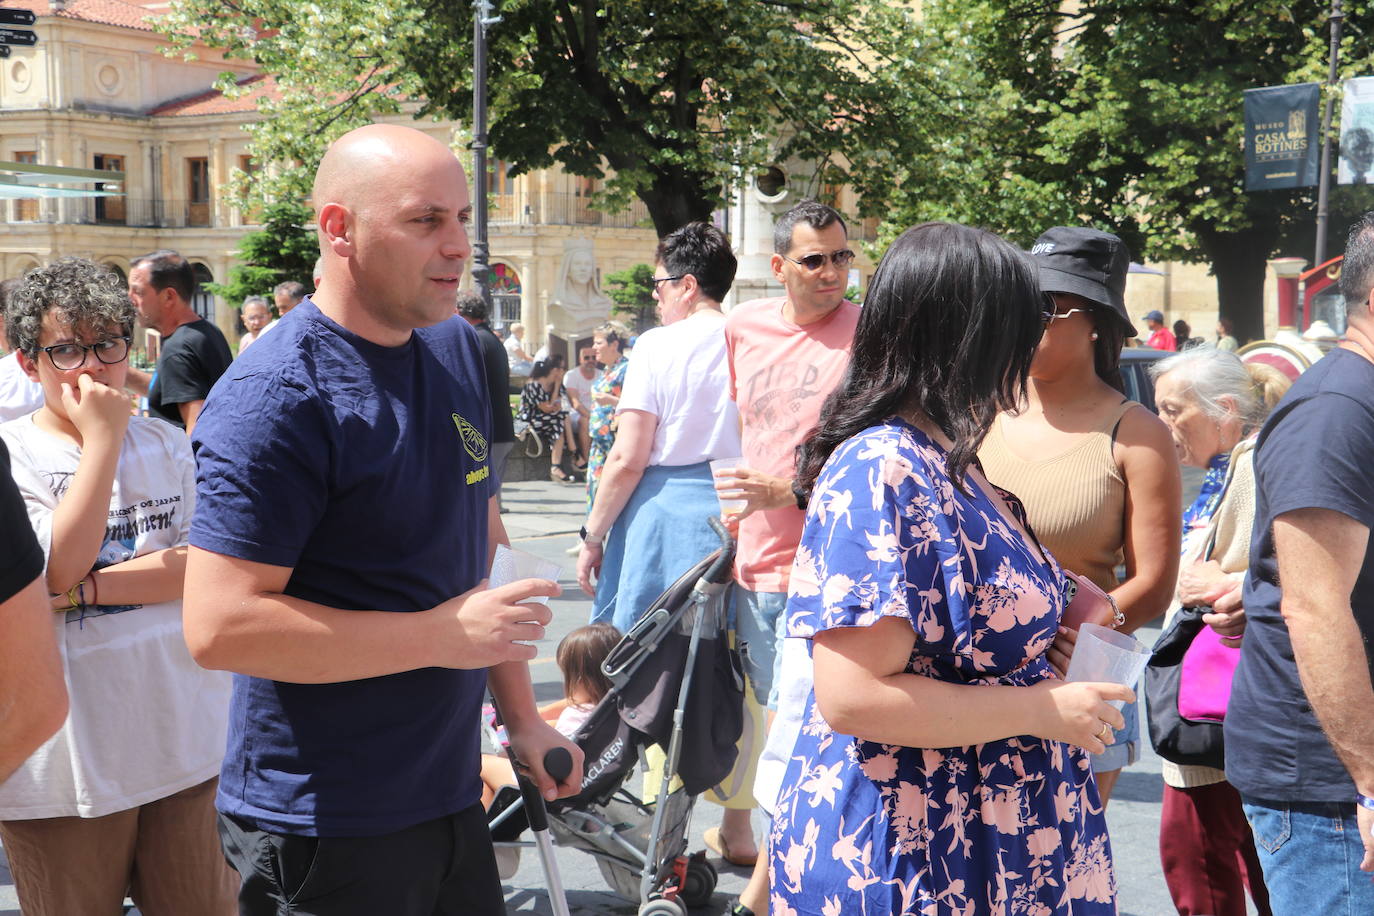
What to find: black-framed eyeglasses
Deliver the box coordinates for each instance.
[783,249,856,272]
[37,336,131,371]
[651,275,682,288]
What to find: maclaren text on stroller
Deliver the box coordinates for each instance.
[488,517,744,916]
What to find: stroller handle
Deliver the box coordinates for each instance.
[516,747,573,833]
[702,516,736,585]
[544,746,573,784]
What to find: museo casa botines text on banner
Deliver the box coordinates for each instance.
[1244,82,1320,191]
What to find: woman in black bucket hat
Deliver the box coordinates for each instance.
[979,226,1183,804]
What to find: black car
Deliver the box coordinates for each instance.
[1118,346,1170,413]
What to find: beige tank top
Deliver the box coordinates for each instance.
[977,400,1134,593]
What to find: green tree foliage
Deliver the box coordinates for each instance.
[602,263,657,331]
[159,0,920,235]
[885,0,1374,340]
[206,201,318,312]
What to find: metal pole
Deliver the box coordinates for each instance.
[1315,0,1344,268]
[471,1,496,308]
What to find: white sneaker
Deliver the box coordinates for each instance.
[566,543,583,556]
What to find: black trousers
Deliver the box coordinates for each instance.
[218,804,504,916]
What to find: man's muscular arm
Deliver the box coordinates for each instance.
[183,548,556,683]
[1275,508,1374,871]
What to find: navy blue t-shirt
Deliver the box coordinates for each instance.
[1227,347,1374,802]
[191,300,495,836]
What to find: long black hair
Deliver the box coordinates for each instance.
[796,222,1044,496]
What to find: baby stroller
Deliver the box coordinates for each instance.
[488,517,744,916]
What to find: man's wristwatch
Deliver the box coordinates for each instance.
[579,526,604,546]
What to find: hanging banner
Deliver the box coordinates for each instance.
[1244,82,1320,191]
[1339,77,1374,184]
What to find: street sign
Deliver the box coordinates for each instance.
[0,26,37,46]
[0,9,36,26]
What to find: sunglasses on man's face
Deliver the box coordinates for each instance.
[783,249,856,272]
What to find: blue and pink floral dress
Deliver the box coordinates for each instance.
[770,418,1116,916]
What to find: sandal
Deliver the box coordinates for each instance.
[704,825,758,867]
[550,468,572,483]
[727,900,756,916]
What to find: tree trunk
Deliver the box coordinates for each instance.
[635,172,718,238]
[1196,224,1279,345]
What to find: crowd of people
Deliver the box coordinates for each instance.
[0,121,1372,916]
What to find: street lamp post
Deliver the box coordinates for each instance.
[471,0,500,308]
[1314,0,1345,267]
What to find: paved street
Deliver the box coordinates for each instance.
[0,473,1250,916]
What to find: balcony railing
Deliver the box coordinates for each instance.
[1,197,221,228]
[489,191,651,229]
[3,191,655,231]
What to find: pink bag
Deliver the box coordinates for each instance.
[1061,570,1124,630]
[1176,623,1241,722]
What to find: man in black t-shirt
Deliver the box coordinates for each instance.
[124,250,232,435]
[1227,212,1374,911]
[456,291,515,498]
[0,440,67,782]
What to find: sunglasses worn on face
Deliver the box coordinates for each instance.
[651,275,682,288]
[38,336,131,371]
[783,249,856,272]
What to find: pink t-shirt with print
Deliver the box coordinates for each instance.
[725,296,859,592]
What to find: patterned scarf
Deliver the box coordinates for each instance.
[1182,450,1231,534]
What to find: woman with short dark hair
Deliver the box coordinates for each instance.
[576,222,741,632]
[771,223,1123,914]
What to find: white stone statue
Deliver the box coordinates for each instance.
[549,239,613,335]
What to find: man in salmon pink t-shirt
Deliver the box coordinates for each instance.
[712,200,859,914]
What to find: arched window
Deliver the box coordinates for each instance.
[489,263,522,328]
[191,263,215,321]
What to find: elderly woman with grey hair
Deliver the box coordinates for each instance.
[0,257,235,914]
[1148,347,1289,916]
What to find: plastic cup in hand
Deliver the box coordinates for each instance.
[710,457,747,517]
[488,544,562,647]
[1064,623,1150,711]
[488,544,562,606]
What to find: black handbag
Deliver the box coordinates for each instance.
[1144,605,1226,769]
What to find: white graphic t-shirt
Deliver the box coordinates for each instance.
[0,414,231,819]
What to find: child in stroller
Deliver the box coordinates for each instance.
[488,522,742,915]
[481,622,620,811]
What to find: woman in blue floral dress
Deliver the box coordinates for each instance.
[586,321,630,506]
[769,222,1130,916]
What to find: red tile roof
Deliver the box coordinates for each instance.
[147,73,277,117]
[4,0,160,32]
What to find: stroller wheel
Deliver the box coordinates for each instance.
[638,899,687,916]
[680,856,718,908]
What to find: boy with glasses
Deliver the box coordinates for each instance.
[0,256,235,915]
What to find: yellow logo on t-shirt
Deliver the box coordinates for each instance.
[452,413,488,463]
